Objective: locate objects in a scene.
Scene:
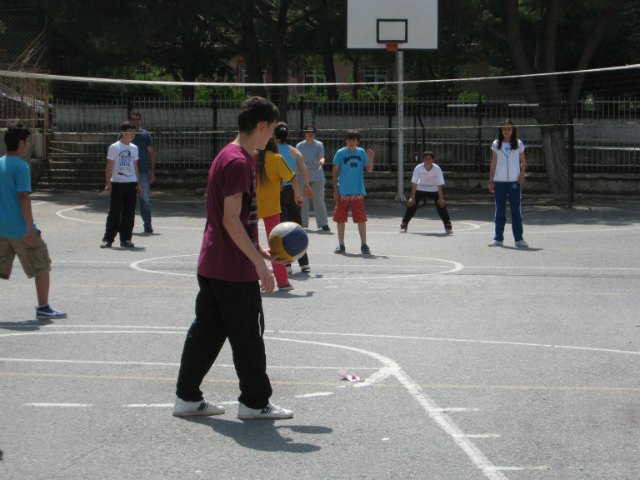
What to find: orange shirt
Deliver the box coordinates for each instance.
[257,151,296,218]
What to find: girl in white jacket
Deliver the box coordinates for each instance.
[488,119,528,247]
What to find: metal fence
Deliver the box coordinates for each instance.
[49,96,640,173]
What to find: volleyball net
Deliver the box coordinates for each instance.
[1,64,639,173]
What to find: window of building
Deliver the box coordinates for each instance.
[239,65,267,85]
[360,65,388,86]
[303,67,326,95]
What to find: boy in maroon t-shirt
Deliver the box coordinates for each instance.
[173,97,294,420]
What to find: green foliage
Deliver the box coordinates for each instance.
[357,87,396,102]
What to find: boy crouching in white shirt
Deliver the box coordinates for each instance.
[400,151,452,235]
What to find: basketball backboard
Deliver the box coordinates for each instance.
[347,0,438,50]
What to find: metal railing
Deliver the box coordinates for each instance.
[48,96,640,173]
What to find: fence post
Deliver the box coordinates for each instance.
[475,99,484,171]
[299,97,304,142]
[568,109,574,208]
[387,96,393,170]
[212,92,218,156]
[413,105,417,163]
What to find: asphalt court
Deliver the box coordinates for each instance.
[1,191,639,480]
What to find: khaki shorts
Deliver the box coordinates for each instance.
[0,232,52,279]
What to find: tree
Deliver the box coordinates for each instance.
[441,0,639,193]
[37,0,234,99]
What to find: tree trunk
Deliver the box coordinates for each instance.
[540,125,569,194]
[239,6,268,98]
[322,50,338,100]
[351,53,360,100]
[270,60,289,123]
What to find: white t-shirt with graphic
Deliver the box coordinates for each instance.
[411,163,445,192]
[108,141,139,183]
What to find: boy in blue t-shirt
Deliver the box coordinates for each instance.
[332,129,375,254]
[0,123,66,319]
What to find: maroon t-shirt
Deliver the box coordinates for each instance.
[197,143,260,282]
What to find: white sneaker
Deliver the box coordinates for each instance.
[286,265,293,274]
[172,397,225,417]
[301,265,311,273]
[237,402,294,420]
[278,283,294,291]
[488,240,503,247]
[515,240,529,248]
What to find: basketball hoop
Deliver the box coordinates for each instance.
[385,43,399,52]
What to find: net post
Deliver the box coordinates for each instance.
[395,49,406,202]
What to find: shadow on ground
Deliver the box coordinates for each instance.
[183,417,331,453]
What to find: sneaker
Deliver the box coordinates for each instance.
[488,240,503,247]
[334,244,345,254]
[399,223,407,233]
[100,241,112,248]
[301,265,311,273]
[321,225,331,231]
[361,243,371,255]
[278,283,295,291]
[36,305,67,319]
[515,240,529,248]
[286,265,293,274]
[445,224,453,235]
[237,402,293,420]
[144,227,154,233]
[172,397,225,417]
[120,240,135,248]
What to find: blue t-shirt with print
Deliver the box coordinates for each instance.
[0,155,38,239]
[333,147,369,195]
[118,128,153,174]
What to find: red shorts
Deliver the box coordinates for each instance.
[333,194,367,223]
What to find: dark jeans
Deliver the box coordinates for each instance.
[402,190,451,225]
[493,181,523,241]
[103,182,137,243]
[175,275,272,409]
[279,184,309,267]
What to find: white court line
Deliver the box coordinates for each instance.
[0,329,520,479]
[55,204,204,229]
[56,205,91,222]
[464,225,640,235]
[490,466,549,471]
[31,202,45,206]
[295,392,335,398]
[23,403,92,407]
[433,408,480,412]
[454,434,501,438]
[349,222,484,234]
[271,330,640,357]
[268,336,509,480]
[125,404,172,408]
[1,327,638,357]
[0,358,378,370]
[130,254,198,277]
[129,254,464,280]
[467,265,640,271]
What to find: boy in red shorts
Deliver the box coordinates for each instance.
[332,129,375,254]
